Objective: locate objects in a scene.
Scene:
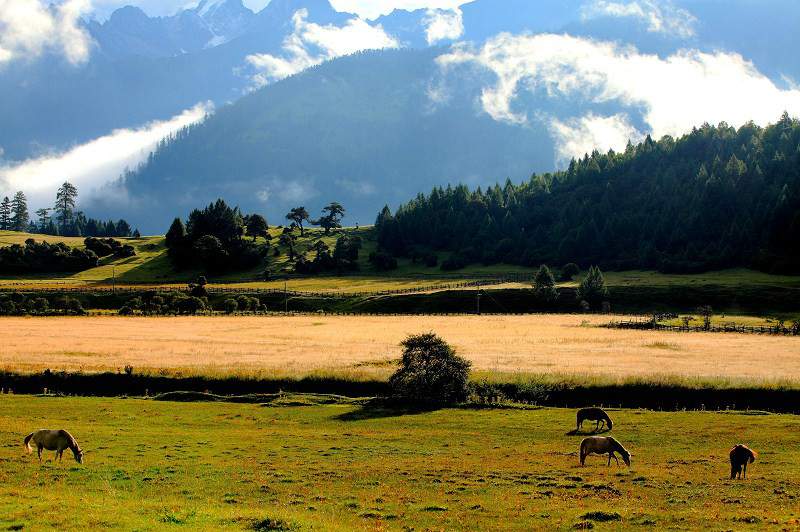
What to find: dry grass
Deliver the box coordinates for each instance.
[2,314,798,383]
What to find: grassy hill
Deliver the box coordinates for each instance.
[2,229,800,317]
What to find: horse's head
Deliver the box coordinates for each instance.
[621,449,631,466]
[74,448,84,464]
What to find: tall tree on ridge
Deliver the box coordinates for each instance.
[286,207,310,236]
[314,202,345,235]
[11,191,28,232]
[54,181,78,234]
[0,197,10,230]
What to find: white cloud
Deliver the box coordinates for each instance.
[0,102,211,211]
[329,0,470,21]
[549,112,642,163]
[423,7,463,45]
[436,33,800,162]
[581,0,697,39]
[0,0,94,67]
[246,8,399,86]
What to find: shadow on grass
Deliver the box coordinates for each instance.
[565,427,611,436]
[333,399,441,422]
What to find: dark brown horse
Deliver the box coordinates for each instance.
[577,407,613,432]
[729,444,755,479]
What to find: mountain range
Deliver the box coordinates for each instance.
[1,0,799,232]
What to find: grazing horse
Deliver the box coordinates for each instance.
[729,444,755,479]
[24,429,83,464]
[577,407,613,432]
[580,436,631,467]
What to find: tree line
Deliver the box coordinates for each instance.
[1,182,138,238]
[375,113,800,275]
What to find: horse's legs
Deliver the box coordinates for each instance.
[743,462,747,479]
[37,446,42,462]
[613,454,619,466]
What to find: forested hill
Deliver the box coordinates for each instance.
[376,115,800,274]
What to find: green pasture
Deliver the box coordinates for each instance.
[1,395,798,530]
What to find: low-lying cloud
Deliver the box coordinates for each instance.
[329,0,469,21]
[0,102,211,212]
[581,0,697,39]
[246,8,399,87]
[423,7,463,45]
[0,0,94,67]
[549,113,642,164]
[437,32,800,162]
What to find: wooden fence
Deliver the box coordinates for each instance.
[612,319,799,336]
[0,276,532,299]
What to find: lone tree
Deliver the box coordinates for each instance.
[54,181,78,234]
[0,197,10,230]
[389,333,472,405]
[533,264,559,303]
[314,202,345,235]
[246,214,270,242]
[11,191,28,232]
[286,207,310,236]
[576,265,609,310]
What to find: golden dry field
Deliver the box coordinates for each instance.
[1,314,798,383]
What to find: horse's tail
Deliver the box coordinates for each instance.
[579,439,588,465]
[23,432,34,454]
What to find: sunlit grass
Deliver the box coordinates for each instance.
[1,395,798,530]
[1,314,798,384]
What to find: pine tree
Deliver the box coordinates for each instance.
[54,182,78,234]
[165,218,185,248]
[532,264,559,303]
[35,208,51,229]
[576,266,610,310]
[0,197,10,230]
[10,191,28,232]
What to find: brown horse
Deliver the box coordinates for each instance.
[729,444,755,479]
[580,436,631,467]
[577,407,613,432]
[24,429,84,463]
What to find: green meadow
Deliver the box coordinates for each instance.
[1,395,798,530]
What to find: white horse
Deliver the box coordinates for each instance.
[580,436,631,467]
[24,429,84,463]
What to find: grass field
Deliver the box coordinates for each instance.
[2,315,798,384]
[1,395,798,530]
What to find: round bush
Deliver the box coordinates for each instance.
[389,333,471,405]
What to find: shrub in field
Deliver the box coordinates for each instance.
[222,298,238,314]
[559,263,580,281]
[389,333,471,405]
[32,298,49,313]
